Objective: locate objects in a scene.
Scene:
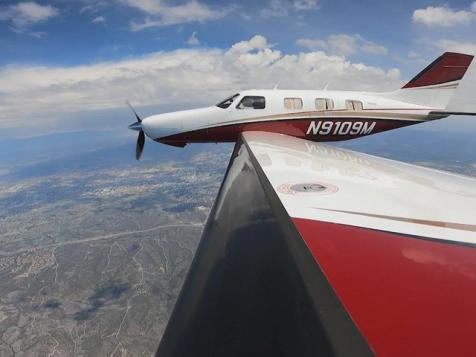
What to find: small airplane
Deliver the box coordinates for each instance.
[129,52,475,160]
[131,52,476,357]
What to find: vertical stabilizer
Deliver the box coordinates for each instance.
[380,52,474,109]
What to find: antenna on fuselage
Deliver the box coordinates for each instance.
[273,79,281,90]
[323,83,329,90]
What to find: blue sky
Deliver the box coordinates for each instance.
[0,0,476,137]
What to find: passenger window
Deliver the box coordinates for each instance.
[237,96,266,109]
[315,98,334,111]
[345,100,363,111]
[284,98,303,110]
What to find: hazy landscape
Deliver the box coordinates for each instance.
[0,132,232,356]
[0,123,475,356]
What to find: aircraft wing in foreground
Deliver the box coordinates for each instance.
[156,132,476,357]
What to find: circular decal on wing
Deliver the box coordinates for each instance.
[276,182,338,196]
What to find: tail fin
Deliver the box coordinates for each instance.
[383,52,474,109]
[402,52,473,90]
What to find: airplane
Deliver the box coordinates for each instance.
[126,52,476,357]
[128,52,475,160]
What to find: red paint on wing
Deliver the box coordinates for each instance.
[292,217,476,357]
[402,52,474,89]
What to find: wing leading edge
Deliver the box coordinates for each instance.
[157,132,476,357]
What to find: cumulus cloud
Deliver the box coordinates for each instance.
[186,31,200,46]
[0,35,402,129]
[92,16,106,23]
[261,0,319,17]
[297,34,387,56]
[125,0,228,30]
[0,1,58,30]
[413,4,476,27]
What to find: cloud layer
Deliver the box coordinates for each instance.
[0,35,402,129]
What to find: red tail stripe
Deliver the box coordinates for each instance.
[402,52,474,89]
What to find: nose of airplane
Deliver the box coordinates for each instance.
[127,105,223,158]
[139,113,184,141]
[142,106,223,141]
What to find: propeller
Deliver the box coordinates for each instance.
[127,101,145,160]
[136,130,145,160]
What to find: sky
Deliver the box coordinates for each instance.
[1,0,476,138]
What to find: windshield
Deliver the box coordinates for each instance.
[216,93,240,109]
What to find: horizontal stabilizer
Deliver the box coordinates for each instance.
[430,111,476,116]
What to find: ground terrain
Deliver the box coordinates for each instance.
[0,127,474,356]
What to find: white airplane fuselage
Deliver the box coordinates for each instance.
[129,52,475,153]
[139,89,446,147]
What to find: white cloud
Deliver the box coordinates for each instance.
[261,0,319,17]
[92,16,106,23]
[125,0,228,30]
[297,34,387,56]
[358,36,388,55]
[395,51,429,66]
[436,40,476,55]
[326,34,358,56]
[0,2,58,30]
[293,0,319,11]
[472,2,476,13]
[79,1,107,14]
[29,31,47,39]
[296,38,327,50]
[226,35,270,55]
[0,35,402,129]
[413,5,475,27]
[187,31,200,46]
[387,68,401,79]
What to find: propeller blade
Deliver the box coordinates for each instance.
[136,130,145,160]
[126,100,142,123]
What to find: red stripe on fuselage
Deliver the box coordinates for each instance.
[292,217,476,356]
[157,118,420,144]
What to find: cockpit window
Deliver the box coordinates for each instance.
[236,96,266,109]
[216,93,240,109]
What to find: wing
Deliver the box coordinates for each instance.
[156,132,476,357]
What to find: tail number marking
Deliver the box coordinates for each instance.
[306,121,376,136]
